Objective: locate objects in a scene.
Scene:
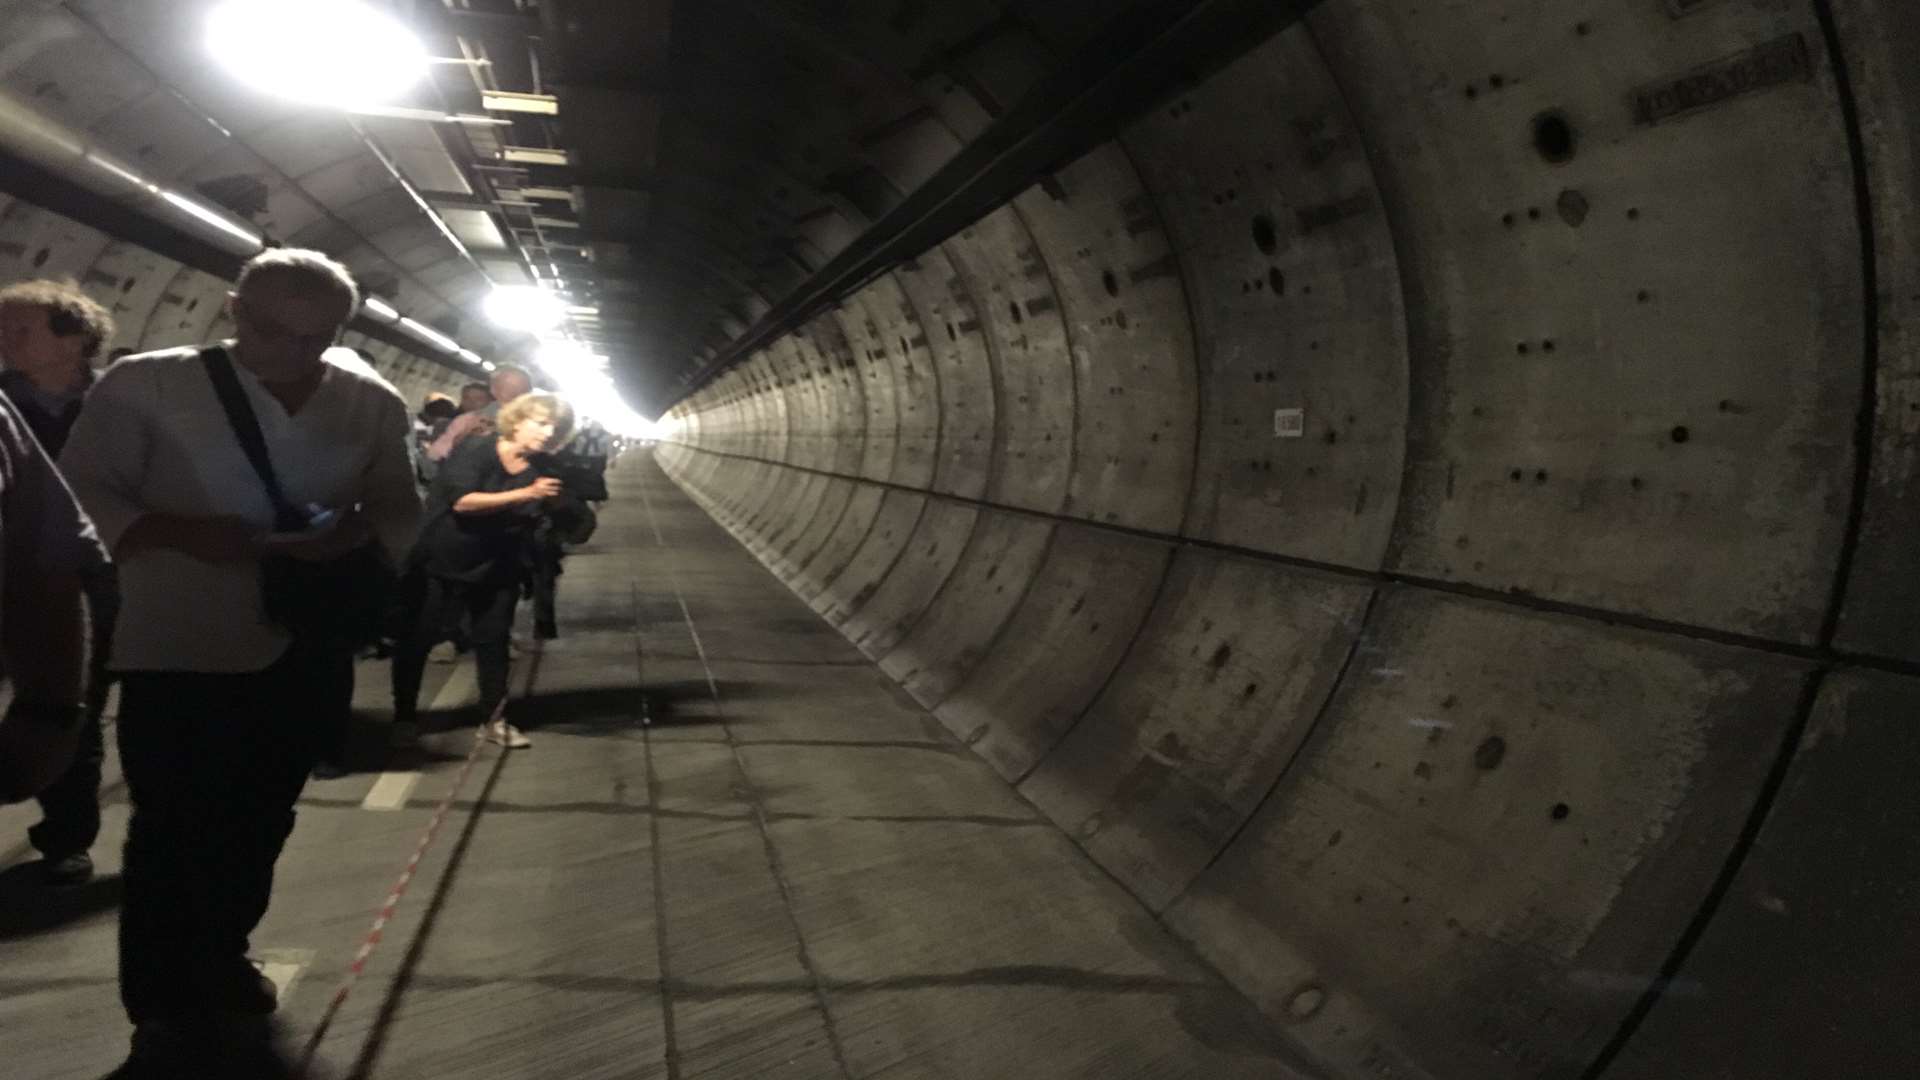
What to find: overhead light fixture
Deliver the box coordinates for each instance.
[160,191,263,248]
[502,146,570,166]
[207,1,428,109]
[398,316,458,354]
[483,284,566,331]
[482,90,560,115]
[361,295,399,321]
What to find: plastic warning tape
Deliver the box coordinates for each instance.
[296,645,542,1075]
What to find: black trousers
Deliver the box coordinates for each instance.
[116,643,349,1023]
[391,572,520,726]
[30,570,119,859]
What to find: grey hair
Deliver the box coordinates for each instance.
[235,248,361,315]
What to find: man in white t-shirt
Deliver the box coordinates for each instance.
[61,248,422,1073]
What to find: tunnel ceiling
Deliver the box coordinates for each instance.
[539,0,1291,414]
[0,0,1299,411]
[0,0,549,365]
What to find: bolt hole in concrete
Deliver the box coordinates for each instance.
[1533,110,1576,163]
[1251,214,1278,254]
[1556,189,1590,227]
[1103,269,1120,297]
[1551,802,1572,821]
[1474,735,1507,770]
[1671,425,1691,444]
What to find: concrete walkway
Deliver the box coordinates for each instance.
[0,451,1303,1079]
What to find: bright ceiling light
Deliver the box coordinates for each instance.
[532,340,654,437]
[483,285,566,331]
[208,1,428,109]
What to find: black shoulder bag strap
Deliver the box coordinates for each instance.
[199,347,307,532]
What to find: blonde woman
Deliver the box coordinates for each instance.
[391,391,576,747]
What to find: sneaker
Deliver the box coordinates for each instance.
[428,641,458,665]
[483,720,531,749]
[40,851,93,886]
[311,759,348,780]
[390,719,419,749]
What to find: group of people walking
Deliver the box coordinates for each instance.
[0,248,603,1076]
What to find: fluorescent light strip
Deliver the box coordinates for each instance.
[397,316,458,353]
[362,296,399,321]
[160,191,264,250]
[502,146,569,166]
[481,91,559,115]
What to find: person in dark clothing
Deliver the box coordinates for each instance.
[0,278,120,885]
[391,390,576,749]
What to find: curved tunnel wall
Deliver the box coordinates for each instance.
[0,190,468,407]
[656,4,1919,1078]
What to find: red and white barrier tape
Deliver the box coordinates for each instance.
[296,644,541,1075]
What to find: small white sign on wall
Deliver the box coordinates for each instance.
[1274,407,1305,438]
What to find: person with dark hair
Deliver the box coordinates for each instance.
[0,278,121,884]
[391,390,576,749]
[60,247,422,1074]
[421,393,459,426]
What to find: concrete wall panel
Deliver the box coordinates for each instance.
[1124,27,1408,568]
[1012,146,1198,532]
[1314,2,1862,640]
[1165,589,1807,1080]
[934,528,1172,783]
[943,207,1073,514]
[829,301,899,483]
[1832,0,1920,662]
[1604,668,1920,1080]
[770,473,855,581]
[876,513,1056,708]
[892,251,994,499]
[811,490,926,626]
[1022,552,1372,910]
[858,274,940,489]
[842,499,979,660]
[780,479,869,598]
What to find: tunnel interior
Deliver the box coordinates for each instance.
[2,1,1917,1078]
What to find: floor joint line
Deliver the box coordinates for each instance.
[637,461,855,1080]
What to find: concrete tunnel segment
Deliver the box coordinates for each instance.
[0,1,1912,1077]
[655,4,1920,1078]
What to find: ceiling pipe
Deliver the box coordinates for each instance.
[0,88,485,375]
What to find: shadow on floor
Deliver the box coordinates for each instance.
[502,682,747,734]
[317,712,478,778]
[0,861,123,940]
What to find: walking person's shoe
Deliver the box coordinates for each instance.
[482,719,532,749]
[390,718,419,749]
[39,851,93,886]
[427,640,458,664]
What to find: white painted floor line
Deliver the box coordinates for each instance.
[258,949,315,1002]
[427,659,479,713]
[361,771,421,811]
